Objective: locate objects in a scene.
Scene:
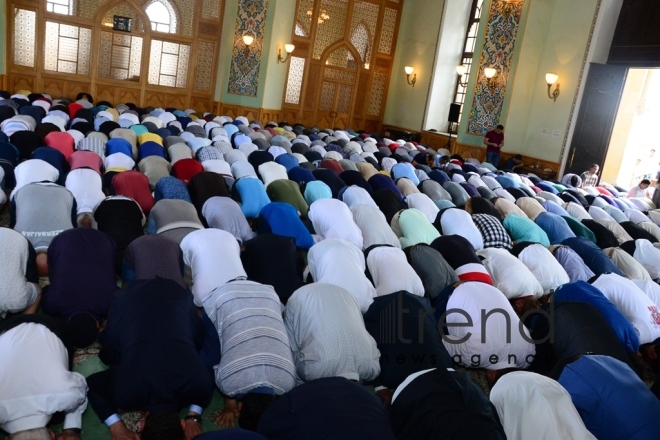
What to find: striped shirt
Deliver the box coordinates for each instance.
[203,280,298,397]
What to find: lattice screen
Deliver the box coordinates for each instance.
[13,9,36,68]
[285,56,306,105]
[44,21,92,75]
[148,40,190,88]
[312,0,349,59]
[319,82,336,111]
[295,0,314,37]
[349,1,379,67]
[336,84,353,113]
[367,72,386,116]
[194,41,215,91]
[99,31,143,81]
[202,0,220,19]
[378,7,397,54]
[326,46,355,69]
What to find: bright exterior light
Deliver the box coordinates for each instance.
[404,66,414,75]
[242,34,254,46]
[484,67,497,79]
[284,43,295,53]
[546,72,559,85]
[456,65,468,76]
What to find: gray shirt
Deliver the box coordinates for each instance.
[12,183,76,251]
[284,283,381,382]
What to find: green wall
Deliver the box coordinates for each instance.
[383,0,445,129]
[504,0,600,162]
[261,0,295,109]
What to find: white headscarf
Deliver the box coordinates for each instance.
[307,239,376,313]
[308,199,363,249]
[366,246,424,297]
[490,371,596,440]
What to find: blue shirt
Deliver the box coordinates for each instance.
[559,355,660,440]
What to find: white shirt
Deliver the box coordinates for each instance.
[591,273,660,345]
[284,283,380,382]
[0,229,39,316]
[308,199,364,250]
[490,371,595,440]
[631,239,660,280]
[588,205,615,222]
[10,159,59,199]
[366,246,425,297]
[477,248,543,299]
[517,244,570,294]
[606,247,651,281]
[202,159,232,176]
[65,169,106,214]
[628,186,649,199]
[442,282,535,370]
[625,209,652,225]
[307,238,376,313]
[564,202,592,221]
[103,152,135,171]
[439,209,484,251]
[258,162,288,188]
[405,193,440,223]
[180,229,247,306]
[351,205,401,250]
[0,323,88,434]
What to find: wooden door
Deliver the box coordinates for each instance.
[565,63,628,176]
[316,45,359,129]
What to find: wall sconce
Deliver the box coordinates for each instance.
[456,64,468,87]
[277,44,295,63]
[404,66,416,87]
[241,33,254,57]
[484,66,497,90]
[546,72,560,102]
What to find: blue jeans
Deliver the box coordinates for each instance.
[486,152,500,168]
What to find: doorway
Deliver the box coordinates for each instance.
[315,45,359,129]
[601,69,660,188]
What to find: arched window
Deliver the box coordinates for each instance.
[146,0,177,34]
[454,0,484,122]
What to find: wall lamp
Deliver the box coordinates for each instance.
[484,66,497,91]
[546,72,560,101]
[277,44,295,63]
[241,33,254,57]
[404,66,416,87]
[456,64,468,87]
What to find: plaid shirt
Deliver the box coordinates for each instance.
[472,214,513,250]
[580,172,599,187]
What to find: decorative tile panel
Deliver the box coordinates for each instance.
[227,0,270,96]
[378,7,397,54]
[467,0,525,135]
[13,9,36,67]
[285,56,306,104]
[76,0,107,19]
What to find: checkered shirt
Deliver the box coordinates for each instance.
[472,213,513,250]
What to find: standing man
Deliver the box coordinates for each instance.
[580,164,600,188]
[484,124,504,167]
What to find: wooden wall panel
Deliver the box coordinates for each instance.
[279,109,298,124]
[144,92,166,109]
[67,82,91,101]
[11,74,36,94]
[41,78,66,99]
[191,96,214,114]
[303,64,321,110]
[95,85,117,106]
[165,94,187,111]
[260,109,281,124]
[116,88,141,106]
[0,75,7,90]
